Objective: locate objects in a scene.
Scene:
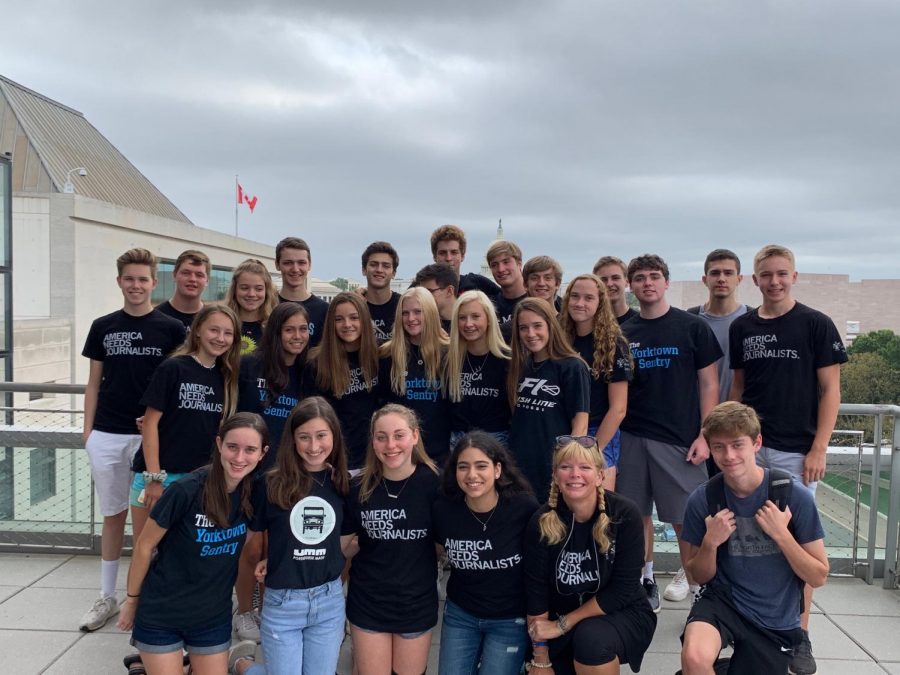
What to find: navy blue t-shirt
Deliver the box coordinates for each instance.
[571,333,632,427]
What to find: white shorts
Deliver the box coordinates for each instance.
[757,446,817,496]
[85,430,141,516]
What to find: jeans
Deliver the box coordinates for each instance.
[438,600,528,675]
[246,577,345,675]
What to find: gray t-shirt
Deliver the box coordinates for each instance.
[698,304,749,401]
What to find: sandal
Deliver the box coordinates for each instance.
[123,653,146,675]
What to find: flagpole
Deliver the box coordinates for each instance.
[234,174,239,237]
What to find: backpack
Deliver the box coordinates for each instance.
[705,468,794,532]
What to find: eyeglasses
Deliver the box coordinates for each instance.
[555,435,597,449]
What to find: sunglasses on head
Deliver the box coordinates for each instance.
[555,435,597,449]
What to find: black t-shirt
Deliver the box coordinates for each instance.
[137,469,251,630]
[345,464,440,632]
[524,491,648,618]
[432,492,539,618]
[279,294,329,347]
[729,302,848,454]
[620,308,722,447]
[368,292,401,345]
[240,320,263,355]
[460,272,500,296]
[450,352,511,433]
[82,309,185,434]
[133,355,225,473]
[492,292,527,326]
[302,351,380,469]
[156,300,197,330]
[509,357,590,501]
[379,351,451,465]
[616,307,638,325]
[237,354,302,470]
[572,334,633,427]
[251,470,350,590]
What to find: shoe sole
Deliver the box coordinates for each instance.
[663,590,690,602]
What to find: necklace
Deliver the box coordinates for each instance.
[382,475,412,499]
[465,351,489,376]
[309,471,326,488]
[191,354,216,369]
[411,345,424,366]
[465,497,499,532]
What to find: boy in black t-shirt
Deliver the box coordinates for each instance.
[275,237,329,347]
[430,223,500,296]
[618,254,721,613]
[79,248,185,632]
[728,244,847,675]
[361,241,401,345]
[593,255,638,325]
[155,249,209,329]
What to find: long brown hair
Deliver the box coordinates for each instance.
[267,397,349,509]
[311,292,379,397]
[506,297,582,408]
[203,412,268,527]
[357,404,438,503]
[538,441,612,552]
[173,304,242,418]
[560,273,632,380]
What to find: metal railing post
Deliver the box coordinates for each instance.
[865,413,883,585]
[884,411,900,589]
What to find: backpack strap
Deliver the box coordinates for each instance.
[705,472,727,516]
[767,467,793,511]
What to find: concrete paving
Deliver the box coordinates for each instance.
[0,552,898,673]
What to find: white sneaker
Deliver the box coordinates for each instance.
[234,610,261,642]
[79,595,119,632]
[228,639,257,674]
[663,568,690,602]
[691,585,703,605]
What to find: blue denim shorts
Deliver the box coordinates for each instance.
[129,471,187,507]
[587,426,621,469]
[351,622,434,640]
[132,618,231,654]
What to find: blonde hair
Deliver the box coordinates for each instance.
[753,244,795,273]
[225,259,277,324]
[357,404,438,503]
[381,287,448,395]
[506,298,582,408]
[560,274,632,380]
[311,292,379,397]
[172,304,241,418]
[446,291,510,402]
[538,441,611,552]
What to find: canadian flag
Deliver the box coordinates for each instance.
[237,183,258,213]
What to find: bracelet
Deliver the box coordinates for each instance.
[527,659,553,670]
[142,470,168,484]
[532,640,548,648]
[127,593,140,598]
[556,613,570,635]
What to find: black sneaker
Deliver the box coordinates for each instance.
[789,629,816,674]
[642,577,660,613]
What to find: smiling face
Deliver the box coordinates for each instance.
[629,268,669,307]
[372,412,419,476]
[753,255,797,305]
[280,312,310,358]
[554,452,603,504]
[517,310,550,360]
[333,300,362,347]
[489,254,523,289]
[217,427,266,490]
[455,445,500,503]
[526,268,560,303]
[703,258,742,300]
[364,252,395,290]
[174,260,209,300]
[434,240,464,271]
[117,263,157,311]
[401,297,425,343]
[294,416,334,473]
[235,272,266,315]
[196,311,235,362]
[596,263,627,304]
[276,247,311,291]
[567,279,601,327]
[457,300,488,348]
[708,433,762,483]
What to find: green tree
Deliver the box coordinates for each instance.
[847,329,900,371]
[837,351,899,444]
[331,277,350,291]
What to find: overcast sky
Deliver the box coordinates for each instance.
[3,1,898,281]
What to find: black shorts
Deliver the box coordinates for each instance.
[681,586,802,675]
